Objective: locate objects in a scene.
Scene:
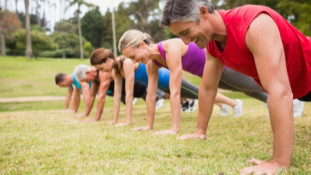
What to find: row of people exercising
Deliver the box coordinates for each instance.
[69,36,297,134]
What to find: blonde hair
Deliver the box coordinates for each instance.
[118,29,152,52]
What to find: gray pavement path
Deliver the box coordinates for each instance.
[0,96,65,103]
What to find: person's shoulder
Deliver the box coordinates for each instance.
[163,38,184,50]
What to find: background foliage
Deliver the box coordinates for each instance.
[1,0,310,58]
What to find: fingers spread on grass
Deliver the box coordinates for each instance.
[131,126,151,131]
[153,129,178,135]
[178,133,206,140]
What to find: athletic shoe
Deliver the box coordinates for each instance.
[293,99,305,118]
[181,101,189,112]
[220,104,229,116]
[155,98,164,109]
[187,99,198,112]
[132,98,138,105]
[233,99,243,117]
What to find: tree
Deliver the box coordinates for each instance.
[81,7,103,48]
[54,20,78,34]
[0,10,21,56]
[124,0,167,43]
[211,0,311,36]
[277,0,311,36]
[102,10,113,50]
[66,0,95,59]
[14,29,58,56]
[24,0,33,58]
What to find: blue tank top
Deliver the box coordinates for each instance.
[134,63,170,90]
[72,73,92,90]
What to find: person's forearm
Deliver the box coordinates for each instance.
[64,99,70,109]
[94,96,105,121]
[169,92,181,132]
[268,93,294,167]
[71,96,80,112]
[146,93,156,129]
[84,96,95,117]
[125,93,133,124]
[196,86,217,135]
[64,94,71,109]
[113,96,121,123]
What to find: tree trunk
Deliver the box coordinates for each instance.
[0,33,6,56]
[24,0,33,58]
[4,0,7,10]
[15,0,19,13]
[77,7,83,59]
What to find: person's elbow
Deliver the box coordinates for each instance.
[126,92,133,100]
[170,89,181,98]
[97,93,106,101]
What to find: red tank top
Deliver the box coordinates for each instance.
[206,5,311,99]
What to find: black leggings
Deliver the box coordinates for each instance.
[219,67,268,102]
[163,78,198,99]
[298,91,311,101]
[121,83,165,104]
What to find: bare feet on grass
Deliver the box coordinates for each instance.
[240,159,285,175]
[178,132,206,140]
[153,129,178,135]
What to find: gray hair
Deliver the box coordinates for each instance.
[160,0,214,27]
[74,64,91,81]
[118,29,152,52]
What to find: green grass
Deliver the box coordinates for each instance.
[0,56,90,98]
[0,99,310,174]
[0,56,310,174]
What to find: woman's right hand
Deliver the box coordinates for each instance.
[131,126,152,131]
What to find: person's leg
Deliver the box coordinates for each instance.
[220,67,268,103]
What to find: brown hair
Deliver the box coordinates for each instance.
[89,48,115,65]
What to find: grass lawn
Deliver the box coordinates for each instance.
[0,56,90,98]
[0,56,310,174]
[1,99,311,174]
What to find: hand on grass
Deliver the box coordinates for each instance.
[240,159,284,175]
[106,121,117,125]
[131,126,151,131]
[60,109,74,113]
[75,113,86,119]
[178,132,206,140]
[153,129,178,135]
[115,122,130,127]
[82,118,98,123]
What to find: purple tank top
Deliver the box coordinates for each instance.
[156,41,206,77]
[155,41,227,77]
